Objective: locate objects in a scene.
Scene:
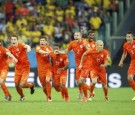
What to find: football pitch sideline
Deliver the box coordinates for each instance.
[0,88,135,115]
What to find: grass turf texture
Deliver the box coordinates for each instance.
[0,87,135,115]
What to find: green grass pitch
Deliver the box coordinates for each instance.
[0,87,135,115]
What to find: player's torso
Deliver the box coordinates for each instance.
[125,41,135,59]
[0,46,8,69]
[68,40,86,63]
[52,54,66,68]
[91,50,107,68]
[36,46,52,69]
[83,41,96,66]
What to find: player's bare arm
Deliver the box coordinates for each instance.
[79,52,86,69]
[58,49,68,54]
[6,51,18,63]
[118,52,127,67]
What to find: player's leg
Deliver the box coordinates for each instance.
[14,69,25,101]
[45,69,53,102]
[79,69,91,100]
[20,67,35,94]
[76,68,83,99]
[88,70,98,101]
[0,70,12,101]
[38,73,47,96]
[53,75,61,92]
[100,73,109,102]
[60,73,69,102]
[127,66,135,101]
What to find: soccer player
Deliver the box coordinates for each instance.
[118,31,135,101]
[0,40,18,101]
[8,35,35,101]
[66,32,86,99]
[36,36,53,102]
[51,44,69,102]
[79,40,109,102]
[78,30,96,101]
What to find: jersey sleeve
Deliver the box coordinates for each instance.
[67,42,73,52]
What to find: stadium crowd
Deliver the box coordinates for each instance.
[0,0,119,48]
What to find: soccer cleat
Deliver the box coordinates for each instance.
[30,83,35,94]
[81,97,88,102]
[65,97,70,102]
[88,96,92,101]
[20,96,25,101]
[77,93,83,99]
[105,97,109,102]
[47,97,52,102]
[5,95,12,101]
[132,96,135,101]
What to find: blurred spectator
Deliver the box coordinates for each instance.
[89,11,102,30]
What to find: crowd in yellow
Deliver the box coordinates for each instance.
[0,0,118,48]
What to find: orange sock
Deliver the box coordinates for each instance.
[24,83,33,88]
[16,87,24,97]
[103,87,108,97]
[78,85,83,93]
[62,86,68,98]
[82,83,90,97]
[129,80,135,91]
[90,84,95,96]
[55,87,62,92]
[1,82,11,96]
[46,82,52,98]
[43,86,47,95]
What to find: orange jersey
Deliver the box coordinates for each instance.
[36,45,53,71]
[0,46,8,70]
[68,39,86,66]
[123,40,135,60]
[51,53,69,74]
[83,40,96,67]
[85,48,109,72]
[8,43,30,69]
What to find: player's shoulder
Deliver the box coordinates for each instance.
[0,46,6,52]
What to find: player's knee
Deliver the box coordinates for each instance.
[60,84,65,88]
[19,82,25,88]
[0,78,4,85]
[46,77,51,82]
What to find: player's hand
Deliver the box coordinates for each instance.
[14,58,18,63]
[100,64,106,68]
[118,62,123,67]
[79,64,82,69]
[57,68,63,74]
[83,39,87,46]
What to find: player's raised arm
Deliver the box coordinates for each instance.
[79,51,87,69]
[36,46,51,55]
[6,51,18,63]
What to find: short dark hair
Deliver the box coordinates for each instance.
[54,43,61,47]
[87,30,94,35]
[11,35,18,40]
[126,31,134,36]
[40,36,47,40]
